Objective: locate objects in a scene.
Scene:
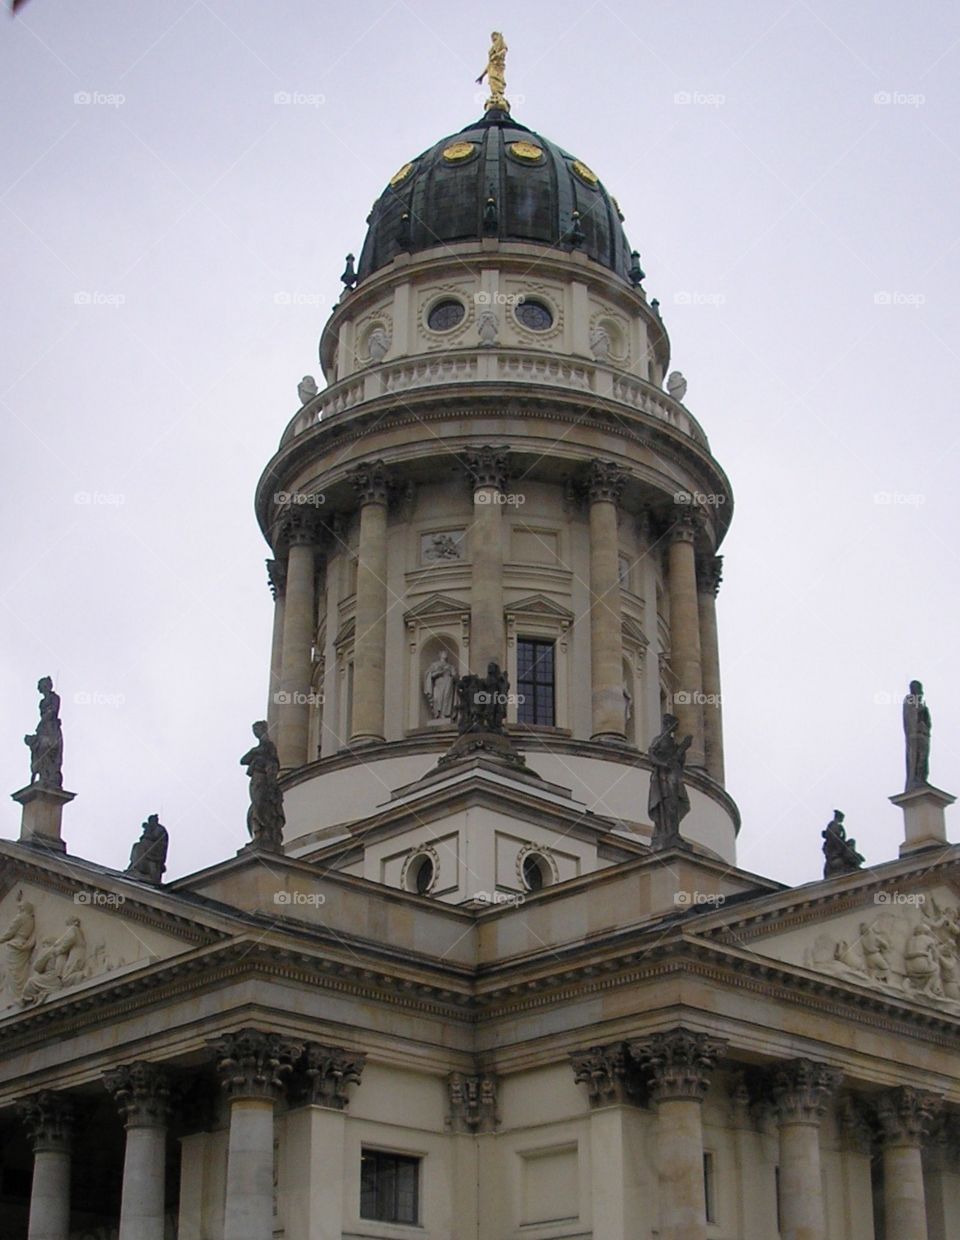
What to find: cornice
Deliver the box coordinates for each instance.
[694,852,960,945]
[256,390,732,544]
[0,846,226,945]
[277,730,742,833]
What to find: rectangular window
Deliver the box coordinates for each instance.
[360,1149,420,1225]
[703,1151,716,1224]
[517,638,555,726]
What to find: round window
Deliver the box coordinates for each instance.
[522,853,546,892]
[515,300,554,332]
[427,299,466,332]
[411,854,435,894]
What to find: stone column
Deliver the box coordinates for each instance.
[266,558,287,734]
[630,1029,726,1240]
[571,1044,649,1240]
[212,1028,303,1240]
[285,1045,365,1240]
[104,1062,171,1240]
[836,1094,876,1240]
[277,513,317,768]
[877,1086,942,1240]
[667,513,704,766]
[771,1059,842,1240]
[20,1092,72,1240]
[587,462,626,741]
[350,461,390,744]
[696,553,724,783]
[465,447,508,674]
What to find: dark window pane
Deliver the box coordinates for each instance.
[517,638,555,726]
[516,300,554,331]
[427,299,465,331]
[360,1150,420,1224]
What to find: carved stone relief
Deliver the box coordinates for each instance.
[0,890,123,1011]
[793,890,960,1011]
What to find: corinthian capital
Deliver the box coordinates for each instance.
[772,1059,843,1124]
[570,1042,639,1106]
[630,1028,726,1102]
[463,445,509,493]
[19,1091,72,1152]
[877,1086,943,1147]
[303,1043,366,1110]
[349,459,391,506]
[696,553,723,597]
[586,460,626,505]
[279,508,320,548]
[266,557,287,600]
[668,508,700,544]
[211,1028,304,1102]
[104,1061,171,1129]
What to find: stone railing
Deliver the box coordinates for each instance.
[279,350,709,449]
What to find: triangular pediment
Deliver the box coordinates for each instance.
[505,593,574,621]
[403,593,470,623]
[695,856,960,1017]
[0,851,225,1017]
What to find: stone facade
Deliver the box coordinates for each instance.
[2,81,958,1240]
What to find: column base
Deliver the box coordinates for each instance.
[891,784,955,856]
[12,785,75,853]
[348,733,385,747]
[590,732,629,745]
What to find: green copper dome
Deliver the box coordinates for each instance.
[356,111,636,284]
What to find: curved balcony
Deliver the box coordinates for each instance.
[279,348,710,451]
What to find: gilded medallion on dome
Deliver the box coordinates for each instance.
[442,141,477,163]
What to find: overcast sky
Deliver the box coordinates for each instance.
[1,0,958,888]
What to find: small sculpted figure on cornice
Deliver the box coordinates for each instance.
[903,680,932,791]
[647,714,692,849]
[240,722,285,851]
[25,676,63,789]
[821,810,864,878]
[125,813,168,885]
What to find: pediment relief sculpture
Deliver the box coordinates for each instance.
[794,891,960,1011]
[0,890,122,1011]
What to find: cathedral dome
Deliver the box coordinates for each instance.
[356,111,636,284]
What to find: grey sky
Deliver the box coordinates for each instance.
[2,0,958,885]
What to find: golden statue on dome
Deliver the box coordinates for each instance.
[476,31,509,113]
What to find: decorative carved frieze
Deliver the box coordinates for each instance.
[463,445,509,494]
[447,1071,499,1133]
[570,1043,640,1106]
[876,1086,943,1147]
[629,1029,726,1102]
[349,459,391,506]
[771,1059,843,1124]
[585,459,626,505]
[104,1061,171,1129]
[302,1043,366,1110]
[211,1028,304,1102]
[19,1090,72,1152]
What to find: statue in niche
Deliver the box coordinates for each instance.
[24,677,63,788]
[903,679,932,790]
[821,810,864,877]
[21,916,87,1006]
[240,722,285,851]
[0,894,36,1001]
[424,651,457,720]
[455,663,509,734]
[623,681,633,724]
[647,714,692,848]
[125,814,169,884]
